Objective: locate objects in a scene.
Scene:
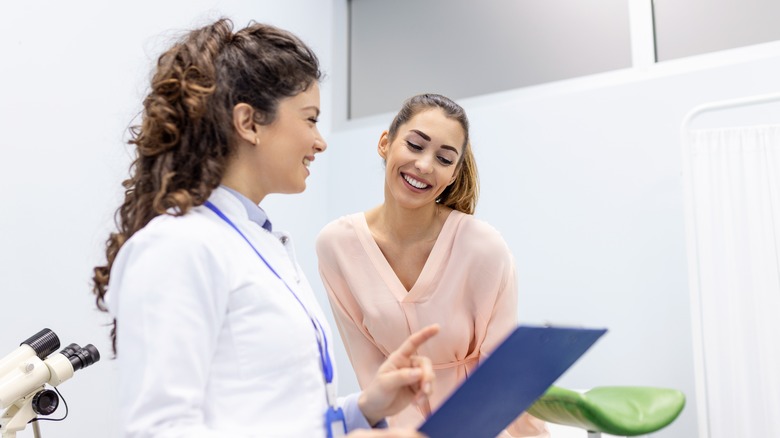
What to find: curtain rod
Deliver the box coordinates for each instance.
[682,91,780,131]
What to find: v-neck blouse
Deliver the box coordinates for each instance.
[352,209,461,302]
[317,211,548,436]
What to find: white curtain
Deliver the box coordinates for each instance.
[683,125,780,437]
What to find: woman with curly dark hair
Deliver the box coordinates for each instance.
[92,18,437,438]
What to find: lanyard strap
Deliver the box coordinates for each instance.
[203,201,336,387]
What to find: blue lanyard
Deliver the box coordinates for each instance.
[203,201,346,437]
[203,201,336,382]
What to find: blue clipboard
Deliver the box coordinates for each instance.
[419,325,606,438]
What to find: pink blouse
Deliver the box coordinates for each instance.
[316,211,548,437]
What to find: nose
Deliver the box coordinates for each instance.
[314,129,327,153]
[415,154,434,174]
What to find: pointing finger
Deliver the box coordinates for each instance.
[389,324,440,361]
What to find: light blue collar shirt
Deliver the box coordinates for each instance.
[220,185,273,232]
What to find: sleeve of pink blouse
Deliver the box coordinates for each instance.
[478,231,549,438]
[316,224,387,390]
[479,251,519,358]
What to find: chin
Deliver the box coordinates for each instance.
[292,182,307,194]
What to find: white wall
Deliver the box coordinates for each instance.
[3,2,779,438]
[323,40,780,438]
[0,2,333,436]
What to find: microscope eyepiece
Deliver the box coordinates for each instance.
[59,343,82,359]
[67,344,100,372]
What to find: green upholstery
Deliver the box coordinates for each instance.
[527,386,685,436]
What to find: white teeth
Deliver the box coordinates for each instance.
[303,158,310,168]
[403,174,428,189]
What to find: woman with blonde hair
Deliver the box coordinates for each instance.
[317,94,548,437]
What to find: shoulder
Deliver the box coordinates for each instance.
[452,212,513,261]
[119,208,230,263]
[107,209,236,317]
[455,213,510,249]
[316,213,362,253]
[138,208,222,242]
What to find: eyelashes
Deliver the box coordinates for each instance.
[406,141,454,165]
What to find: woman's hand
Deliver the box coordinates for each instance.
[357,324,440,426]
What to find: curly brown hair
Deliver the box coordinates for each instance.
[92,18,321,353]
[386,93,479,215]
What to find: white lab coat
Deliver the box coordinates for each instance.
[107,187,346,437]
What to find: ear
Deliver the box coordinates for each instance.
[377,130,390,159]
[233,103,259,145]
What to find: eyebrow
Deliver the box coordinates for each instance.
[411,129,431,141]
[303,105,321,117]
[410,129,460,155]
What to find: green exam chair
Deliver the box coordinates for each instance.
[527,386,686,437]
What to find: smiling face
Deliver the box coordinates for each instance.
[379,108,466,210]
[227,82,326,203]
